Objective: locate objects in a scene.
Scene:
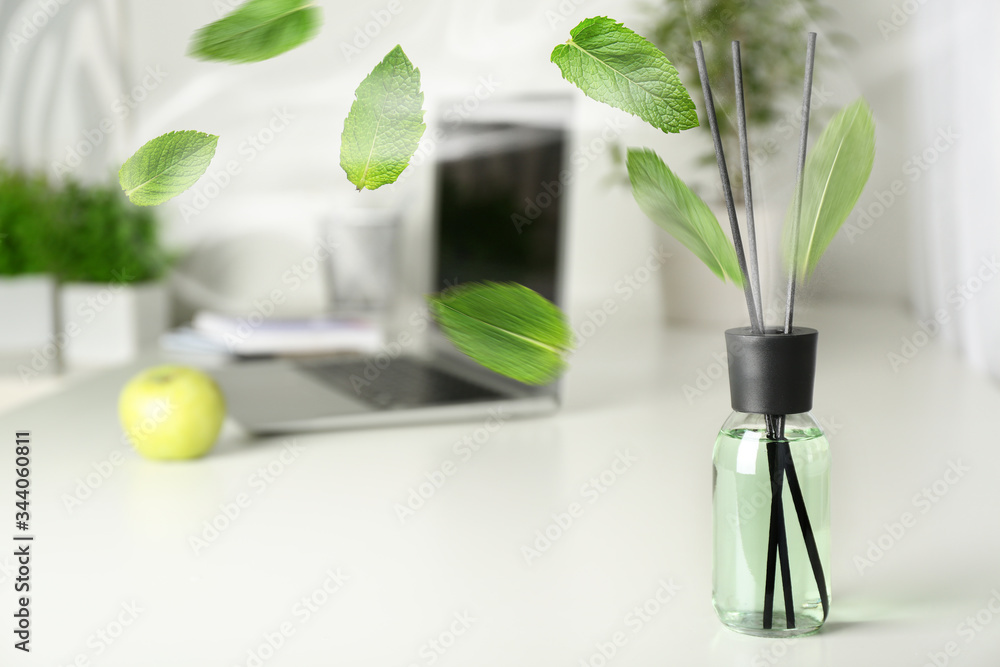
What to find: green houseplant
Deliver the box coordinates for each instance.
[0,165,58,356]
[51,182,173,366]
[51,182,169,284]
[646,0,846,178]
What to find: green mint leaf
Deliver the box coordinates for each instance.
[784,98,876,280]
[429,282,572,386]
[627,148,743,286]
[188,0,322,64]
[340,45,425,191]
[551,16,698,134]
[118,131,219,206]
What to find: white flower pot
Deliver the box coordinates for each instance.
[0,274,57,352]
[59,281,170,366]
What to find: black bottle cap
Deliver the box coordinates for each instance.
[724,327,818,415]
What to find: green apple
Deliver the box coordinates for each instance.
[119,365,226,460]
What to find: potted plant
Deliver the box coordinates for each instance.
[647,0,845,178]
[51,181,172,366]
[0,165,58,361]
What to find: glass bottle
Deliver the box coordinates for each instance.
[713,327,830,637]
[713,411,830,636]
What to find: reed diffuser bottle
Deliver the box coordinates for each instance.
[547,12,874,637]
[712,327,830,636]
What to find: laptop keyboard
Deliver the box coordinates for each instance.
[299,357,506,409]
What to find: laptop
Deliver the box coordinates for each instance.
[213,97,571,434]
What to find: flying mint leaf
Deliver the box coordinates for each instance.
[188,0,322,64]
[627,148,743,286]
[783,98,876,280]
[429,282,571,386]
[118,131,219,206]
[340,45,425,191]
[551,16,698,134]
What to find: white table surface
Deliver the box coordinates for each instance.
[2,302,1000,667]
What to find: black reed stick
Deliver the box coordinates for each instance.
[762,438,795,629]
[757,34,828,632]
[784,446,830,620]
[733,38,789,626]
[732,41,764,330]
[732,38,785,504]
[762,441,779,627]
[783,32,817,334]
[693,40,762,334]
[775,441,796,628]
[767,423,831,628]
[770,33,829,629]
[732,40,781,449]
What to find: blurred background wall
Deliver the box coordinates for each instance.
[0,0,930,329]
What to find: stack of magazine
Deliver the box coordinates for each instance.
[160,311,384,359]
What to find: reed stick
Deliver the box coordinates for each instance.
[784,445,830,620]
[765,33,828,631]
[693,40,761,334]
[783,32,817,334]
[732,41,764,330]
[775,441,796,628]
[763,440,789,629]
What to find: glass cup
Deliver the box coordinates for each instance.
[322,208,400,319]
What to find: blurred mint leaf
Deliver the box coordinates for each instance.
[551,16,698,134]
[627,148,743,286]
[340,45,425,190]
[119,131,219,206]
[783,98,876,280]
[429,282,571,386]
[188,0,322,64]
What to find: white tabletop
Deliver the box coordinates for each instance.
[2,302,999,666]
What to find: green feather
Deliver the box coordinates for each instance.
[784,98,876,280]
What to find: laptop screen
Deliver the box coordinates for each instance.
[433,104,568,305]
